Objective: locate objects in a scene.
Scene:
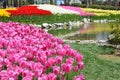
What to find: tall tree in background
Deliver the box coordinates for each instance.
[86,0,92,8]
[115,0,120,6]
[50,0,53,4]
[86,0,89,7]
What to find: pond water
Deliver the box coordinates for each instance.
[66,22,120,40]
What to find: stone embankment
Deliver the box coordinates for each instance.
[33,18,117,30]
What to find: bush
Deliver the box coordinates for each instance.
[108,24,120,45]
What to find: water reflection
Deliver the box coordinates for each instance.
[66,22,119,40]
[96,33,109,40]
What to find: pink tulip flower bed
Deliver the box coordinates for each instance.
[61,6,94,16]
[0,22,84,80]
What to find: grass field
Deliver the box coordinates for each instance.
[68,43,120,80]
[0,14,120,25]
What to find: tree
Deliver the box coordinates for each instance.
[115,0,120,6]
[108,25,120,47]
[85,0,93,8]
[50,0,53,4]
[86,0,89,7]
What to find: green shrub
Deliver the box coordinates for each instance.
[98,45,115,55]
[108,24,120,45]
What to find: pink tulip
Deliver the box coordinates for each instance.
[37,51,47,64]
[74,74,85,80]
[8,77,15,80]
[56,56,63,64]
[57,38,63,44]
[76,54,83,62]
[1,77,9,80]
[48,73,57,80]
[60,71,65,77]
[45,57,56,68]
[64,44,71,49]
[34,62,43,71]
[53,66,60,75]
[22,70,29,77]
[61,63,72,73]
[68,49,76,57]
[19,60,27,68]
[57,48,66,56]
[73,66,79,72]
[60,77,66,80]
[14,67,23,74]
[38,74,48,80]
[0,64,2,71]
[22,76,33,80]
[78,61,84,70]
[66,57,74,64]
[0,49,6,58]
[34,70,43,77]
[61,6,94,16]
[26,53,34,61]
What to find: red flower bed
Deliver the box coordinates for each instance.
[7,6,52,16]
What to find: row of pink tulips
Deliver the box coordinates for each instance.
[0,22,84,80]
[61,6,94,16]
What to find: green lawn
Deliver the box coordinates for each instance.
[0,14,120,24]
[98,54,120,63]
[69,43,120,80]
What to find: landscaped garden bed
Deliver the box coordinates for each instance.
[0,4,120,80]
[0,4,120,25]
[0,22,84,80]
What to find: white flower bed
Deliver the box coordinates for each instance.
[37,4,79,15]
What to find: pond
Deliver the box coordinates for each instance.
[66,22,120,40]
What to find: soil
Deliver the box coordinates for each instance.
[98,50,120,63]
[115,50,120,57]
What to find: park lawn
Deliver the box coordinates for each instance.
[98,54,120,63]
[69,43,120,80]
[0,14,120,25]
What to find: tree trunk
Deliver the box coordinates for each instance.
[90,0,92,5]
[17,0,19,7]
[86,0,89,8]
[64,0,66,5]
[115,0,119,6]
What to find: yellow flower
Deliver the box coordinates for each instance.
[0,8,16,17]
[81,8,120,16]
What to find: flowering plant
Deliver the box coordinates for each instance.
[0,22,84,80]
[81,8,120,16]
[37,4,79,15]
[7,6,52,16]
[61,6,94,16]
[0,8,16,17]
